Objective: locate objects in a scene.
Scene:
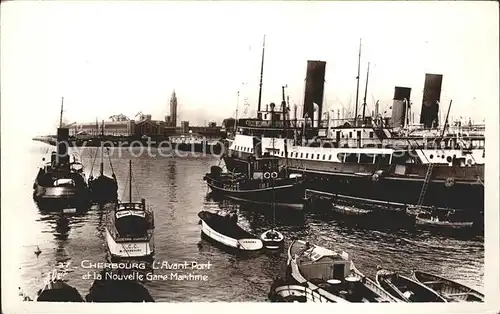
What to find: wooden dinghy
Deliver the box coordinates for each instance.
[376,269,447,302]
[412,271,483,302]
[198,210,263,251]
[287,240,399,303]
[415,213,474,229]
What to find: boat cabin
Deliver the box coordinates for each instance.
[298,246,351,282]
[114,200,151,239]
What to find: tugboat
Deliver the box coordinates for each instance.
[33,98,89,211]
[203,156,304,210]
[105,160,155,261]
[88,143,118,204]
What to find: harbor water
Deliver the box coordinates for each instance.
[14,141,484,301]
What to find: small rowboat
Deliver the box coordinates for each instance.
[260,229,284,250]
[412,271,484,302]
[415,214,474,229]
[376,269,447,302]
[332,204,373,216]
[198,210,263,251]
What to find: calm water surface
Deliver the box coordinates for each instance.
[16,141,484,301]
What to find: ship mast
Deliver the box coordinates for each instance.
[281,85,289,176]
[100,120,104,176]
[59,97,64,128]
[129,160,132,203]
[257,35,266,119]
[234,91,239,133]
[361,62,370,123]
[354,39,361,126]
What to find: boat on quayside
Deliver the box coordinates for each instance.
[105,160,155,262]
[198,210,263,251]
[286,239,401,303]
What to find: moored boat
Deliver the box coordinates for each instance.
[105,160,155,261]
[260,229,284,250]
[268,277,325,302]
[375,269,447,302]
[412,271,484,302]
[85,269,154,302]
[33,128,90,211]
[203,157,304,210]
[287,240,399,302]
[198,210,263,251]
[36,269,84,302]
[88,144,118,205]
[414,213,474,230]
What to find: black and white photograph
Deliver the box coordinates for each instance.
[1,1,499,313]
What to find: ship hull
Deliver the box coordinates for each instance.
[33,184,90,211]
[223,155,484,213]
[105,228,154,261]
[204,174,304,210]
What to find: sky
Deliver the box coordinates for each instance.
[1,1,499,137]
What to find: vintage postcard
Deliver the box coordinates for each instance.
[1,1,499,313]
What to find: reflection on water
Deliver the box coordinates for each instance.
[16,142,484,301]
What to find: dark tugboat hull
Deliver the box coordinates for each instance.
[33,185,90,212]
[204,175,304,210]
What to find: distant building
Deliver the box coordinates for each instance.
[208,122,217,128]
[169,90,178,127]
[70,120,135,137]
[181,121,189,133]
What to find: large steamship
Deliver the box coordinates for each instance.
[222,40,484,214]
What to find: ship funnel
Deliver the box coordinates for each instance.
[303,60,326,127]
[56,127,70,165]
[420,73,443,128]
[390,87,411,128]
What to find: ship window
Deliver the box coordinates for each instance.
[281,151,284,156]
[322,154,326,160]
[328,155,332,161]
[317,154,320,159]
[345,153,358,163]
[446,156,452,162]
[429,154,434,159]
[359,153,374,163]
[300,153,303,158]
[369,132,374,138]
[305,153,309,158]
[349,132,352,138]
